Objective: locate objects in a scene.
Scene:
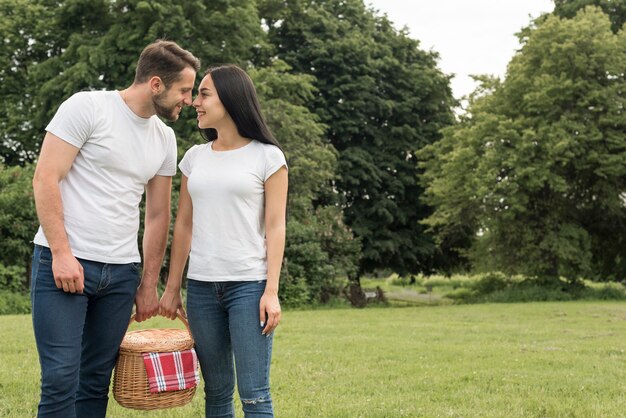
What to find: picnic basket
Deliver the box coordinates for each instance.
[113,313,197,410]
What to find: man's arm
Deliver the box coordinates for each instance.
[159,175,193,320]
[32,132,84,293]
[135,174,172,322]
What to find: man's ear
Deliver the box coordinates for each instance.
[149,76,164,94]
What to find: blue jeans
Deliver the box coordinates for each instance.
[30,245,140,418]
[187,279,274,418]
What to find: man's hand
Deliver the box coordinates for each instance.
[159,285,185,320]
[135,283,158,322]
[52,252,84,294]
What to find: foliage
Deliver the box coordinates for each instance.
[0,164,37,291]
[282,209,358,306]
[2,0,266,164]
[552,0,626,33]
[0,264,28,293]
[0,290,30,314]
[1,1,361,304]
[0,0,52,164]
[251,61,361,304]
[260,0,456,277]
[420,7,626,281]
[442,272,626,303]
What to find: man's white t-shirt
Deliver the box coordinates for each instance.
[180,140,287,282]
[33,91,177,263]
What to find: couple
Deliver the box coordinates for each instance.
[30,40,287,417]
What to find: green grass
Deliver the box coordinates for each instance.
[2,302,626,417]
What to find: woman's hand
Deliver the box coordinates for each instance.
[260,290,281,336]
[159,286,185,320]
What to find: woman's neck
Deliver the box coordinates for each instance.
[212,124,251,151]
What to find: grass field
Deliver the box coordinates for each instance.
[1,301,625,417]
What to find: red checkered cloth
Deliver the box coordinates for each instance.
[142,349,200,393]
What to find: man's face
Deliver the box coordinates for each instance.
[153,67,196,122]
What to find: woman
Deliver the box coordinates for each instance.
[159,65,287,417]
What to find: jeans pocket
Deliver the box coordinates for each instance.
[38,246,53,265]
[130,263,142,285]
[130,262,142,274]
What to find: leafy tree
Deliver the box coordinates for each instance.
[0,0,52,164]
[0,164,38,290]
[553,0,626,33]
[251,61,361,302]
[259,0,455,277]
[1,0,359,305]
[421,7,626,280]
[2,0,266,165]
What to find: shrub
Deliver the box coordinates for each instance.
[445,288,475,301]
[390,276,411,286]
[278,275,311,308]
[0,264,28,293]
[472,272,510,294]
[0,290,30,315]
[0,164,38,291]
[282,211,359,306]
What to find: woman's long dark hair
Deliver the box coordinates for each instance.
[200,65,282,151]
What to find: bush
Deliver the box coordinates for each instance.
[581,282,626,301]
[445,287,475,301]
[390,276,412,286]
[0,290,30,315]
[482,286,575,303]
[472,272,510,294]
[0,164,38,292]
[0,264,28,293]
[282,208,360,306]
[448,273,626,304]
[278,275,312,308]
[424,275,474,289]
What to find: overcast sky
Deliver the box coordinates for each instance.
[366,0,555,99]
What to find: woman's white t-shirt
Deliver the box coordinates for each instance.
[180,140,287,282]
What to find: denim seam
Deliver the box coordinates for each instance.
[30,248,42,314]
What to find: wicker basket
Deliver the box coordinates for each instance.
[113,313,197,410]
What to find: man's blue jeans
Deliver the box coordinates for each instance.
[187,279,274,418]
[30,244,140,418]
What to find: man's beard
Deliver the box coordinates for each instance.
[153,92,179,122]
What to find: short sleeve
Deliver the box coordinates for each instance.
[264,145,288,182]
[156,128,177,176]
[179,145,200,177]
[45,92,95,148]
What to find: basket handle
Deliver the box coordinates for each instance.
[128,311,192,334]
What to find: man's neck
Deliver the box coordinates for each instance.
[119,85,155,119]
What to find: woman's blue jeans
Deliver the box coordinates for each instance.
[186,279,274,418]
[30,244,140,418]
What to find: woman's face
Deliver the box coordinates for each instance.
[192,74,228,129]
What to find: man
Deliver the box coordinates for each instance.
[31,40,200,417]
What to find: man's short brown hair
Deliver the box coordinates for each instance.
[134,40,200,87]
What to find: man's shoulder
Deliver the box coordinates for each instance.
[150,118,176,141]
[71,89,115,101]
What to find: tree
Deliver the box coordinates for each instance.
[251,61,361,303]
[0,164,38,290]
[2,0,267,165]
[260,0,455,277]
[420,7,626,280]
[1,0,360,305]
[0,0,53,164]
[553,0,626,33]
